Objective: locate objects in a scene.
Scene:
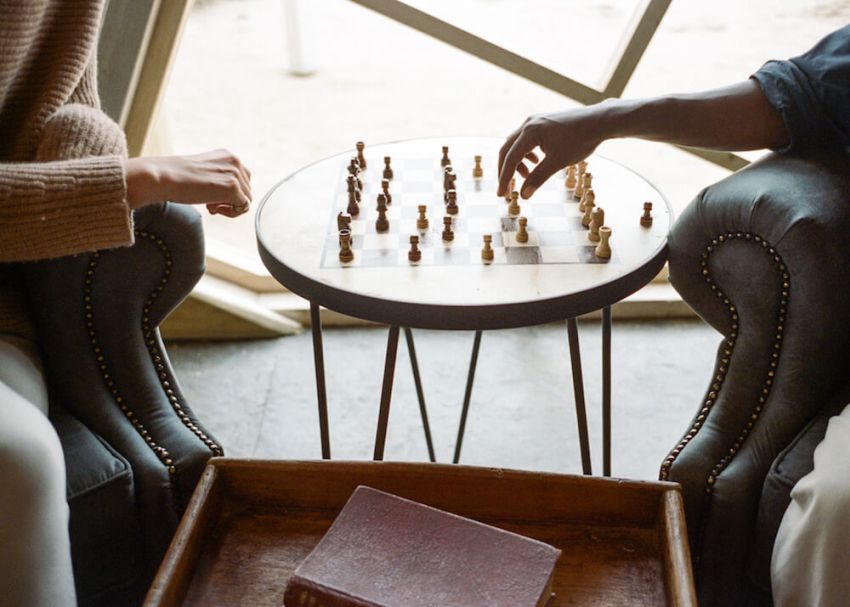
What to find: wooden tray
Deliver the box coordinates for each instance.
[144,459,695,607]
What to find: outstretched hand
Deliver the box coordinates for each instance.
[497,106,607,200]
[126,149,252,217]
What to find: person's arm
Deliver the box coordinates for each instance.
[497,80,786,199]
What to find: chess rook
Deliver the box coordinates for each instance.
[383,156,394,180]
[472,155,483,179]
[442,216,454,242]
[595,226,612,258]
[516,217,529,243]
[481,234,494,262]
[641,201,654,226]
[338,229,354,263]
[356,141,367,169]
[408,235,422,262]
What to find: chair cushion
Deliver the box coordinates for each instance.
[50,406,146,606]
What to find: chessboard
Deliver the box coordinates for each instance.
[321,147,618,269]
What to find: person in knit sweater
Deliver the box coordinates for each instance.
[0,1,251,605]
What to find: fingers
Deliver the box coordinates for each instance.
[498,128,539,197]
[515,152,541,178]
[520,155,561,199]
[497,126,522,196]
[207,201,250,218]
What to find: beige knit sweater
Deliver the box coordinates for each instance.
[0,0,133,337]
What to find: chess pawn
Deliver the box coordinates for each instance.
[416,204,429,230]
[565,165,577,190]
[588,207,605,242]
[338,229,354,263]
[641,201,654,226]
[356,141,367,169]
[383,156,393,180]
[441,145,451,167]
[515,216,529,243]
[442,216,454,242]
[508,191,521,216]
[595,226,612,259]
[481,234,494,262]
[472,155,483,179]
[348,158,363,191]
[375,193,389,232]
[408,235,422,263]
[446,189,459,215]
[381,178,392,205]
[581,188,596,227]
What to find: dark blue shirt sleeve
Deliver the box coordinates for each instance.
[751,24,850,153]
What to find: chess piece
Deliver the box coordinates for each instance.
[516,217,529,243]
[472,155,483,179]
[505,177,515,202]
[581,188,596,228]
[583,172,594,192]
[337,212,351,233]
[375,193,389,232]
[588,207,605,242]
[408,235,421,262]
[565,165,577,190]
[442,216,454,242]
[347,174,361,203]
[446,189,459,215]
[356,141,367,169]
[441,145,451,167]
[416,205,429,230]
[595,226,612,258]
[578,159,588,176]
[443,167,456,195]
[641,201,654,226]
[381,178,392,205]
[579,187,595,213]
[508,191,521,216]
[481,234,494,262]
[347,191,360,216]
[383,156,393,180]
[574,172,585,201]
[338,229,354,263]
[348,158,362,191]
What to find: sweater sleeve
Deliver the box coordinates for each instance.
[751,24,850,153]
[0,65,134,263]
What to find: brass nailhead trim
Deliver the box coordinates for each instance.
[136,231,224,457]
[659,233,788,484]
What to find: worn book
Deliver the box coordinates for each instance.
[282,485,561,607]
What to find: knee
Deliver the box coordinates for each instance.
[791,468,850,521]
[0,412,66,509]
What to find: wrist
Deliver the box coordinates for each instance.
[124,157,161,209]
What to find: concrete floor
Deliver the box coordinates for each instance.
[167,318,720,481]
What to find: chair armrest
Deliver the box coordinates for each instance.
[25,202,222,573]
[663,150,850,604]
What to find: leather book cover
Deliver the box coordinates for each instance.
[283,485,561,607]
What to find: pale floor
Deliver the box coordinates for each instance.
[167,318,720,481]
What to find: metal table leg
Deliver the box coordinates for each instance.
[453,330,483,464]
[309,303,330,459]
[602,306,612,477]
[567,318,593,475]
[403,328,436,462]
[373,325,401,461]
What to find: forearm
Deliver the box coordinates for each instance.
[598,80,789,151]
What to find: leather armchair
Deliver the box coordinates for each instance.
[24,202,222,607]
[663,149,850,606]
